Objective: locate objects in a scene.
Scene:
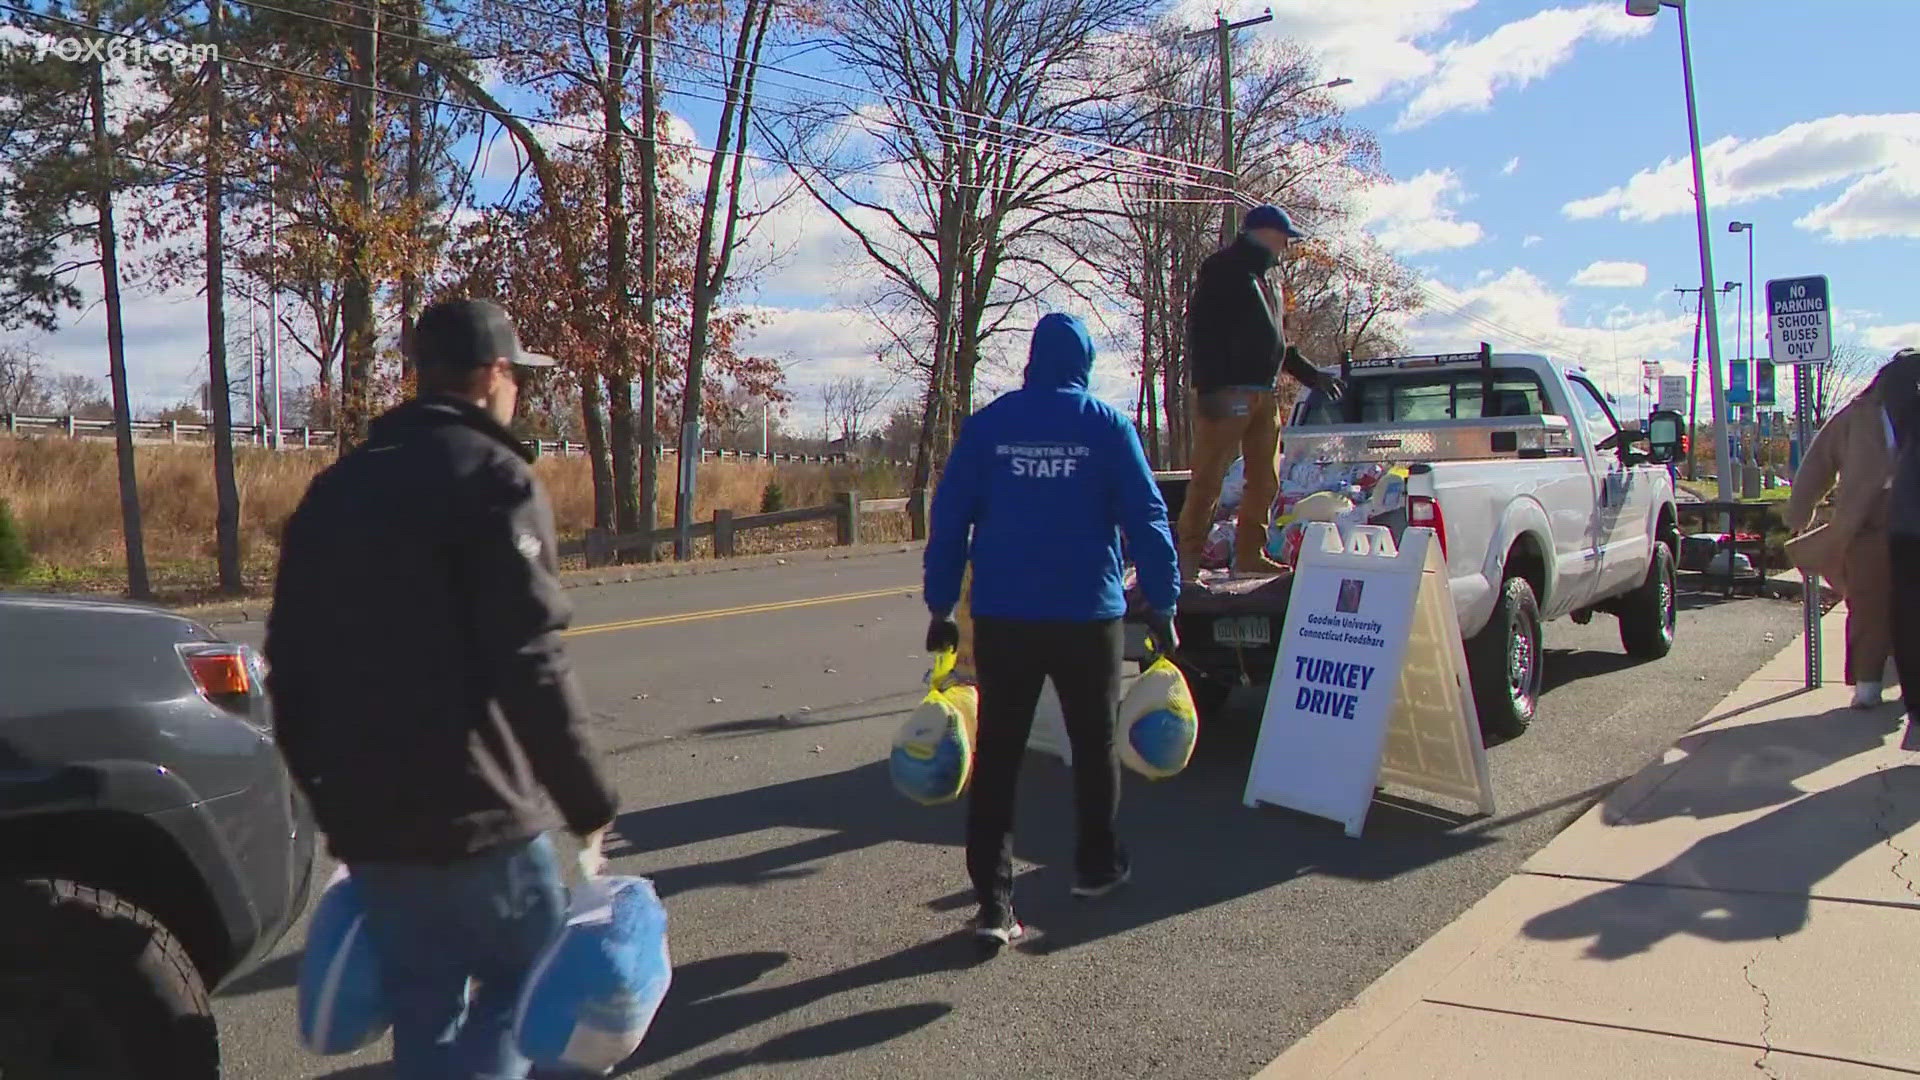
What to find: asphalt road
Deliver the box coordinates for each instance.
[208,546,1802,1080]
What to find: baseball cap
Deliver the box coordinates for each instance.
[1243,204,1307,240]
[411,298,558,371]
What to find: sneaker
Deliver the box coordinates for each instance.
[972,909,1024,957]
[1072,859,1132,899]
[1853,680,1884,710]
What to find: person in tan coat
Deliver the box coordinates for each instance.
[1786,363,1904,707]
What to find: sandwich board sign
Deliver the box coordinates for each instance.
[1766,275,1832,365]
[1244,523,1495,836]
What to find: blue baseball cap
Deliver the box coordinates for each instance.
[1243,204,1307,240]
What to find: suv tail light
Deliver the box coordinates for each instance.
[178,642,271,729]
[1408,495,1448,559]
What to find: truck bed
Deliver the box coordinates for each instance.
[1124,569,1294,617]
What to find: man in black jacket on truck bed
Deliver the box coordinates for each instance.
[266,298,618,1080]
[1175,203,1343,580]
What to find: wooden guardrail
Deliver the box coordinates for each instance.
[557,488,928,566]
[0,412,905,466]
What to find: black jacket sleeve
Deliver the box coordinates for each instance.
[1186,255,1230,389]
[454,457,619,836]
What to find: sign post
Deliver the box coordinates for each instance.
[1768,274,1832,690]
[1658,374,1689,414]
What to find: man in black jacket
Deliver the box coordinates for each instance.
[266,298,618,1080]
[1175,203,1342,579]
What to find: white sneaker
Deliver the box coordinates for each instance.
[1853,680,1884,709]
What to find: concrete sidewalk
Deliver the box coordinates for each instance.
[1257,606,1920,1079]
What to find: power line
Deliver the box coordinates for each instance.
[2,2,1251,206]
[306,0,1234,183]
[216,0,1247,198]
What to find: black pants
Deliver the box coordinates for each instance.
[1891,533,1920,725]
[968,616,1126,919]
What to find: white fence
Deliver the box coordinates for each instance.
[0,413,903,466]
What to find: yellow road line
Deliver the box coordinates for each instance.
[562,585,920,639]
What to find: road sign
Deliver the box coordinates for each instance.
[1658,375,1689,412]
[1756,360,1776,406]
[1728,357,1751,404]
[1766,275,1832,365]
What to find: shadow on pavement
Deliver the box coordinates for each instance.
[607,708,1491,965]
[1601,702,1901,824]
[1522,764,1920,960]
[654,1004,952,1080]
[1540,648,1642,695]
[217,950,301,998]
[613,940,970,1076]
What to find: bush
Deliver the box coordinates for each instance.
[0,499,30,584]
[760,481,785,513]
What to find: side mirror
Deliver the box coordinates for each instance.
[1645,409,1683,464]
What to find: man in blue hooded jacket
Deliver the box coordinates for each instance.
[923,312,1182,955]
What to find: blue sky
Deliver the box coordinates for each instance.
[12,0,1917,427]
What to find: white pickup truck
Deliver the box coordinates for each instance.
[1127,347,1684,740]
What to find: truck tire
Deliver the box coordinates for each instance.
[1468,575,1543,741]
[1619,541,1678,660]
[0,878,218,1080]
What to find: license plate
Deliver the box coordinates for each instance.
[1212,616,1270,646]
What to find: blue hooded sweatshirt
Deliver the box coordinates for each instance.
[924,313,1180,622]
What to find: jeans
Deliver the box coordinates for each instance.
[968,616,1126,921]
[349,834,567,1080]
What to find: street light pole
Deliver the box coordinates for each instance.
[1629,0,1733,504]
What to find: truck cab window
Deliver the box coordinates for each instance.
[1565,377,1620,446]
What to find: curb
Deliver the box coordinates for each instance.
[178,541,925,624]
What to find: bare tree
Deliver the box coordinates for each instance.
[821,373,891,444]
[766,0,1152,491]
[0,346,53,415]
[1814,343,1889,424]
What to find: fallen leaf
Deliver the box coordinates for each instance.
[811,745,824,754]
[824,667,837,674]
[633,693,649,700]
[710,697,724,704]
[762,683,773,689]
[799,706,813,713]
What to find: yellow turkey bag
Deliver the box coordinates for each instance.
[888,650,980,805]
[1117,654,1199,779]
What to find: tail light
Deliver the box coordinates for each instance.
[1408,495,1448,559]
[178,642,271,730]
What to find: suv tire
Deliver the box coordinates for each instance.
[1468,575,1543,741]
[0,878,218,1080]
[1619,542,1678,660]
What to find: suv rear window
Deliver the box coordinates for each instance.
[1296,368,1554,425]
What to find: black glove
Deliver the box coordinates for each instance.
[1144,611,1179,659]
[925,614,960,654]
[1318,371,1346,402]
[1281,344,1340,401]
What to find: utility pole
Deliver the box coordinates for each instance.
[1189,8,1272,247]
[1676,285,1704,480]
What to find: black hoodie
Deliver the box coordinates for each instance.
[1185,234,1321,394]
[266,395,618,863]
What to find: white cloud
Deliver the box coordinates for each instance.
[1397,4,1650,129]
[1564,113,1920,236]
[1401,268,1696,399]
[1522,234,1543,248]
[1358,169,1484,254]
[1863,324,1920,354]
[1162,0,1476,108]
[1796,146,1920,241]
[1570,260,1648,288]
[1502,156,1520,176]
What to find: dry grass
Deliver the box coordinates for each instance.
[0,437,907,600]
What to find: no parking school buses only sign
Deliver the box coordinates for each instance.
[1244,523,1495,837]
